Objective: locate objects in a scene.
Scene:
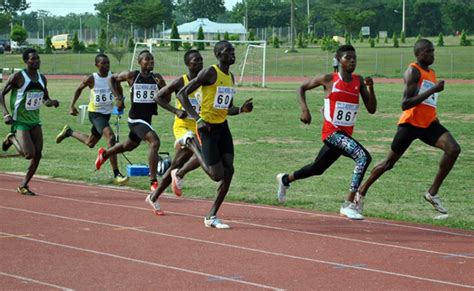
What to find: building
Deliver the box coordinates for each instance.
[162,18,247,41]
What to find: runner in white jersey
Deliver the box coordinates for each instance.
[55,54,128,185]
[0,48,60,195]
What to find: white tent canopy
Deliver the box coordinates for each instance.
[163,18,246,39]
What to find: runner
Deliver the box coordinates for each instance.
[357,39,460,217]
[55,53,128,185]
[276,44,377,220]
[177,41,253,228]
[0,48,60,195]
[94,50,166,191]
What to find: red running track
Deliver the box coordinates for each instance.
[1,172,473,290]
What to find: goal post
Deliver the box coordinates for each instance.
[129,38,266,87]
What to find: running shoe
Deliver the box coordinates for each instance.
[2,133,14,151]
[145,194,164,216]
[171,169,183,197]
[204,216,230,229]
[113,173,129,185]
[276,173,289,203]
[17,185,36,196]
[150,180,158,191]
[339,201,364,220]
[424,192,448,214]
[95,147,108,170]
[354,192,364,215]
[55,124,71,144]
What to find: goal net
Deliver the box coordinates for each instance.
[130,39,266,87]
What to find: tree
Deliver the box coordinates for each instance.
[108,45,128,64]
[125,0,164,39]
[333,9,375,37]
[196,26,205,50]
[359,30,364,43]
[272,35,280,48]
[216,32,221,41]
[369,37,375,48]
[344,31,351,45]
[223,32,229,41]
[44,36,52,54]
[247,30,255,41]
[0,0,29,15]
[230,0,289,29]
[72,32,85,52]
[297,33,306,48]
[460,30,471,46]
[400,31,405,43]
[392,32,399,48]
[170,21,181,51]
[98,28,107,52]
[437,33,444,47]
[10,24,27,45]
[176,0,225,22]
[128,37,135,52]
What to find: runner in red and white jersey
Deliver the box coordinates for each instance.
[276,45,377,220]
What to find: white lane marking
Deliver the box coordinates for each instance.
[0,271,74,290]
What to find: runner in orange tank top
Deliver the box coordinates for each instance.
[357,39,461,218]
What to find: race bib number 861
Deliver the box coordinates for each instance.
[213,86,235,109]
[333,101,359,126]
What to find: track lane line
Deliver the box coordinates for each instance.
[0,271,73,290]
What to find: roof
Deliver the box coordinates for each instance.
[164,18,246,35]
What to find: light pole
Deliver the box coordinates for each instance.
[79,16,82,42]
[289,0,297,52]
[402,0,405,33]
[307,0,310,34]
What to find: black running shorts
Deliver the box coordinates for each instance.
[391,121,448,155]
[197,120,234,166]
[88,112,111,138]
[128,117,154,143]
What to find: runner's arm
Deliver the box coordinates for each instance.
[155,77,187,118]
[109,71,131,110]
[41,76,59,107]
[297,74,331,124]
[360,76,376,114]
[401,66,444,110]
[70,75,93,116]
[177,67,215,121]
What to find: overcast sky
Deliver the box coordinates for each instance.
[25,0,242,16]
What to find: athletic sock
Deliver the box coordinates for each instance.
[282,174,290,186]
[113,169,120,177]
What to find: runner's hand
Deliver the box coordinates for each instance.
[175,109,188,119]
[116,99,125,111]
[197,119,210,132]
[364,77,374,87]
[433,80,445,93]
[240,98,253,113]
[3,114,12,125]
[70,106,79,116]
[300,110,312,124]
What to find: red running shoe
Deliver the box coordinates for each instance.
[150,180,158,191]
[95,147,108,170]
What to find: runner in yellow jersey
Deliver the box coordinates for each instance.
[55,54,128,185]
[178,41,253,229]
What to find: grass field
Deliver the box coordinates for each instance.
[0,79,472,230]
[1,36,473,79]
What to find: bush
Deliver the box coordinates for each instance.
[196,26,205,50]
[344,32,351,45]
[297,33,306,48]
[437,32,444,47]
[272,35,280,48]
[44,36,52,54]
[400,31,405,43]
[182,42,192,50]
[369,37,375,48]
[170,21,181,51]
[128,37,135,52]
[392,32,399,48]
[460,30,471,46]
[321,36,339,52]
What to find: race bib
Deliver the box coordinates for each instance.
[419,80,438,108]
[187,98,201,120]
[133,83,157,103]
[25,91,44,111]
[213,86,235,109]
[94,88,114,106]
[333,101,359,126]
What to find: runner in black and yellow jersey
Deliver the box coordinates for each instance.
[0,48,60,195]
[95,50,166,192]
[55,53,129,185]
[177,41,253,229]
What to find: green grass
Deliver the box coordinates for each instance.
[1,79,473,230]
[1,36,473,78]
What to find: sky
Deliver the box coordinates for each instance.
[25,0,242,16]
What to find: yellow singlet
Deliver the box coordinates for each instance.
[199,65,235,124]
[173,74,201,140]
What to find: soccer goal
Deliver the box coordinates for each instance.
[130,38,266,87]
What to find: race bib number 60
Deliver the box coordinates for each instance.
[25,91,44,111]
[213,86,235,109]
[333,101,359,126]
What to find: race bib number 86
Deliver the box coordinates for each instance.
[333,101,359,126]
[25,91,44,111]
[213,86,235,109]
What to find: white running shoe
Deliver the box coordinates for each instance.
[276,173,289,203]
[178,131,195,146]
[171,169,183,197]
[354,192,364,215]
[340,202,364,220]
[145,194,164,215]
[424,192,448,214]
[204,216,230,229]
